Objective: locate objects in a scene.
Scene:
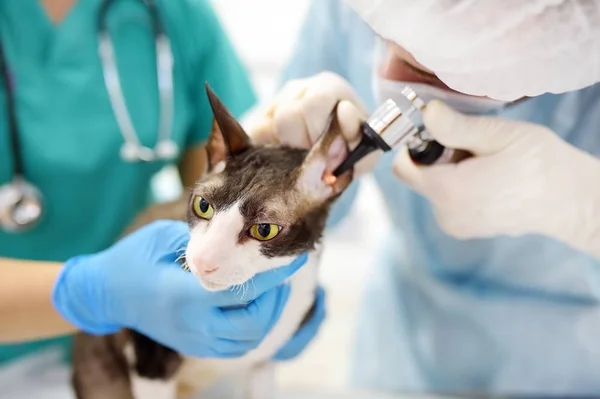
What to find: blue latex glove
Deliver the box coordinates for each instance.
[273,286,326,361]
[52,220,308,358]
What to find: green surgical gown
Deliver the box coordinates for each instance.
[0,0,256,365]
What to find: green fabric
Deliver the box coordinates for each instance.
[0,0,256,365]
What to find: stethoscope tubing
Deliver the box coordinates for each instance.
[0,33,23,178]
[97,0,177,163]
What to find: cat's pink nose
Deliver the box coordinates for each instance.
[196,260,219,276]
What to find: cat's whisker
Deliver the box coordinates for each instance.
[239,282,249,303]
[247,277,257,302]
[180,261,191,273]
[226,280,251,304]
[226,284,241,304]
[176,256,190,273]
[227,282,240,293]
[237,281,246,301]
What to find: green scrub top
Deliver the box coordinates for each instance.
[0,0,256,365]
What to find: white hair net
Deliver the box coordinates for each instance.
[344,0,600,101]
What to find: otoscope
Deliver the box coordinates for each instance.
[332,86,469,177]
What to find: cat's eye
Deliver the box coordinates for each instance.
[192,196,214,219]
[250,223,282,241]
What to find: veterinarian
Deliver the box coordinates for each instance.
[0,0,319,395]
[249,0,600,396]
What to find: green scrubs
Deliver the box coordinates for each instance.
[0,0,256,365]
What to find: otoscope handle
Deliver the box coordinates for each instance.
[332,121,390,177]
[409,140,471,165]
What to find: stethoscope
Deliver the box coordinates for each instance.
[0,0,177,233]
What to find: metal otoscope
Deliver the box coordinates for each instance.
[332,86,469,177]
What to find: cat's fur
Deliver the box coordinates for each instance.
[71,84,353,399]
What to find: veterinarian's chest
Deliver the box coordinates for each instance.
[0,1,200,261]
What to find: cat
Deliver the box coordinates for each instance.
[70,83,354,399]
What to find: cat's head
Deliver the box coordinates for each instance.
[184,83,354,292]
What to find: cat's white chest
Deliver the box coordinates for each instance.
[173,248,321,394]
[242,249,320,363]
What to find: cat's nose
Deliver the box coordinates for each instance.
[196,261,219,276]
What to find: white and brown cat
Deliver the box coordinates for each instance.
[70,84,354,399]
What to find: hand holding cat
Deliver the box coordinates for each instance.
[393,100,600,260]
[247,72,379,176]
[52,220,308,358]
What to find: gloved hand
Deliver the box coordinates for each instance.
[393,100,600,260]
[273,286,326,361]
[52,220,308,358]
[248,72,378,176]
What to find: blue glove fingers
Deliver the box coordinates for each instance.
[219,283,291,341]
[114,220,190,267]
[205,350,249,359]
[249,253,307,298]
[209,338,262,356]
[273,286,326,361]
[205,253,308,308]
[172,333,253,358]
[150,221,191,264]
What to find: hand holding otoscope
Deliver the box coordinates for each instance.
[332,86,471,178]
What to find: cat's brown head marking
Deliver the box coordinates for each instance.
[184,83,354,291]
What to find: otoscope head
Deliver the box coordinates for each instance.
[332,122,391,177]
[332,86,449,176]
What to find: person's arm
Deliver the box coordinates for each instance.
[0,258,77,343]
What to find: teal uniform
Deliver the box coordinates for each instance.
[0,0,256,365]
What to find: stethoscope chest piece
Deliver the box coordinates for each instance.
[154,139,179,159]
[0,177,44,232]
[120,139,180,163]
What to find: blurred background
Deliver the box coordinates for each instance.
[152,0,393,393]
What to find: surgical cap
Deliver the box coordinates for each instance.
[344,0,600,101]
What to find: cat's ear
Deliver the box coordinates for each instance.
[205,119,227,170]
[296,103,354,203]
[204,82,251,168]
